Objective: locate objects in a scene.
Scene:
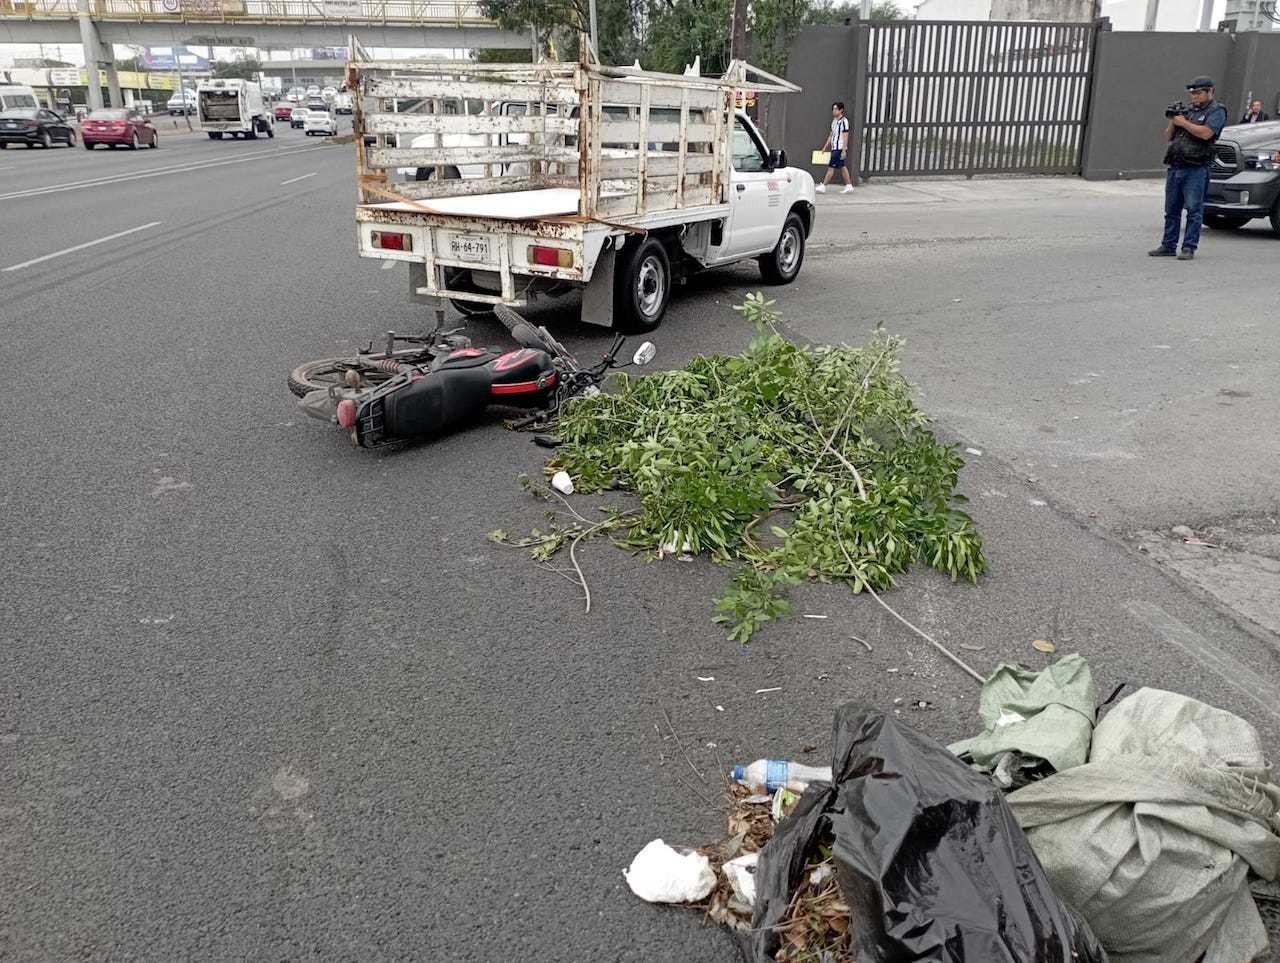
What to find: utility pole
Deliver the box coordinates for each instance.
[731,0,747,59]
[860,0,872,20]
[175,46,192,132]
[1143,0,1159,30]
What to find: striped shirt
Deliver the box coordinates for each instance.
[831,116,849,150]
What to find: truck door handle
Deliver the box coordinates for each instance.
[735,183,745,191]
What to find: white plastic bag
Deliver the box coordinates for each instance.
[624,839,716,903]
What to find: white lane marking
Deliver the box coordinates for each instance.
[0,145,335,201]
[280,171,318,186]
[2,221,163,272]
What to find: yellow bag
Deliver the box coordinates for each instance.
[811,150,831,166]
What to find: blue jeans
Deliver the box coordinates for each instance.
[1162,165,1210,252]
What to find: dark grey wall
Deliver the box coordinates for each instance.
[1078,30,1276,179]
[773,24,1280,182]
[768,25,857,176]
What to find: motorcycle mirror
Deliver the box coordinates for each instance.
[632,342,657,367]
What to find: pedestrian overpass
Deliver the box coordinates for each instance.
[1,0,529,108]
[0,0,528,48]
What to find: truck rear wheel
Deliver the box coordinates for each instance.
[614,237,671,333]
[208,132,222,140]
[759,213,806,285]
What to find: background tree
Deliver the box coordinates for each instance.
[211,58,263,80]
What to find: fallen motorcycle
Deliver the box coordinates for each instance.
[288,305,656,448]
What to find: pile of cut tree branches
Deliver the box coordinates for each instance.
[493,294,986,642]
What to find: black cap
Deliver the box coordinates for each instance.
[1187,76,1215,90]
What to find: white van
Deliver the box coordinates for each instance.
[167,88,196,115]
[0,85,41,113]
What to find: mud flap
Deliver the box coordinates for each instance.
[580,243,616,328]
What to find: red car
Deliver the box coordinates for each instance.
[273,103,295,121]
[81,109,158,150]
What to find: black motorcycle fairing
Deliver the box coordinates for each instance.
[359,347,557,446]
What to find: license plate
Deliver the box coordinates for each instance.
[448,234,492,262]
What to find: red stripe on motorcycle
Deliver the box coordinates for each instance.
[491,373,557,396]
[493,348,536,371]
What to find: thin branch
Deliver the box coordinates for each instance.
[834,532,985,685]
[661,705,706,781]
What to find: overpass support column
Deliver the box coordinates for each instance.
[76,0,104,110]
[103,53,123,107]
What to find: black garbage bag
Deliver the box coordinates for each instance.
[748,703,1107,963]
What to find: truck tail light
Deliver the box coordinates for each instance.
[371,231,411,252]
[528,245,573,268]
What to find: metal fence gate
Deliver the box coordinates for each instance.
[860,20,1099,177]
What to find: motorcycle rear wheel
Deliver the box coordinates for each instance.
[288,357,402,398]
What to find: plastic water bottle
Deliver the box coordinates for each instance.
[731,759,833,793]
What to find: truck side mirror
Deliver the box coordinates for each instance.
[768,148,787,170]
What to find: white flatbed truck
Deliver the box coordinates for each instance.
[347,50,815,330]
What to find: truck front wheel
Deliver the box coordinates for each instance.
[759,212,806,285]
[615,237,671,333]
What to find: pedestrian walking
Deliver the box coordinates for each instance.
[1150,77,1227,261]
[817,102,853,194]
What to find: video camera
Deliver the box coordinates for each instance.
[1165,101,1192,118]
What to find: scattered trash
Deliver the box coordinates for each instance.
[624,839,717,903]
[714,705,725,712]
[800,743,818,754]
[802,614,829,620]
[722,852,759,905]
[1183,537,1218,547]
[696,676,715,682]
[770,786,799,822]
[731,758,832,793]
[749,704,1106,962]
[1031,638,1057,653]
[965,447,983,456]
[911,700,934,710]
[849,634,873,652]
[1170,524,1195,538]
[754,687,782,695]
[950,654,1096,790]
[550,470,575,495]
[886,667,898,673]
[1029,498,1048,507]
[1009,687,1280,963]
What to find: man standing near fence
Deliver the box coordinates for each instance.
[817,102,854,194]
[1150,77,1227,261]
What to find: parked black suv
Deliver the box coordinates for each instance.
[1205,121,1280,236]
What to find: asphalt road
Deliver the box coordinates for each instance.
[3,134,1279,961]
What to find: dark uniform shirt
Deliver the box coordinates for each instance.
[1164,100,1227,168]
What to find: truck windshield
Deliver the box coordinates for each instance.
[200,90,241,121]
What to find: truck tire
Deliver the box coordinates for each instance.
[208,132,222,140]
[1270,200,1280,238]
[246,127,257,140]
[1205,213,1249,230]
[614,237,671,333]
[759,213,806,285]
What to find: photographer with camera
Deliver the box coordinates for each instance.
[1150,77,1228,261]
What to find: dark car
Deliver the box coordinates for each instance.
[0,107,76,149]
[81,108,158,150]
[1205,121,1280,236]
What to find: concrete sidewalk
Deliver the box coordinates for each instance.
[817,175,1164,206]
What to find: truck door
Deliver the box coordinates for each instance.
[722,117,780,257]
